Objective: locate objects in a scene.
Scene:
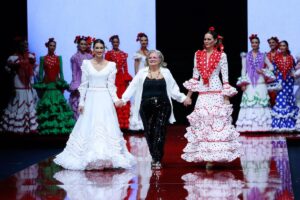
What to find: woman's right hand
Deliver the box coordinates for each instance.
[241,85,246,91]
[78,106,84,114]
[183,97,192,106]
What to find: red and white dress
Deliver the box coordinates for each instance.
[105,50,132,129]
[181,49,242,162]
[0,53,38,134]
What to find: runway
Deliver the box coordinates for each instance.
[0,125,298,199]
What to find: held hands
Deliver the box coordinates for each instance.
[183,97,192,107]
[241,85,246,91]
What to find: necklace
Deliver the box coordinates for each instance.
[148,69,160,79]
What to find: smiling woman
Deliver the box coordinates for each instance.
[121,50,191,169]
[53,39,136,170]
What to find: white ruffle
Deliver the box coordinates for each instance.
[54,124,136,170]
[182,103,242,163]
[0,89,38,133]
[267,79,282,91]
[133,52,143,60]
[271,107,298,118]
[183,78,201,92]
[236,76,250,87]
[222,84,238,97]
[236,107,272,132]
[262,68,276,83]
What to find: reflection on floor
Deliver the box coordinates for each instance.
[0,127,297,200]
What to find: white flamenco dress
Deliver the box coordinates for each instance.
[0,55,38,133]
[128,52,147,131]
[181,51,242,162]
[54,60,136,170]
[235,52,275,132]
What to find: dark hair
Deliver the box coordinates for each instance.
[205,27,223,51]
[109,35,119,43]
[136,32,148,41]
[93,39,105,48]
[280,40,291,55]
[74,35,88,44]
[267,36,279,44]
[45,38,56,47]
[249,34,260,43]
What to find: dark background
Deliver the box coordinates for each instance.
[0,0,27,117]
[156,0,248,124]
[0,0,247,124]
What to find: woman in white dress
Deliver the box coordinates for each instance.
[129,32,150,131]
[181,27,241,168]
[133,32,149,74]
[236,34,275,132]
[54,39,136,170]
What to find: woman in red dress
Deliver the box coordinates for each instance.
[105,35,132,129]
[267,36,280,106]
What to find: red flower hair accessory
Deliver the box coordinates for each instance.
[74,35,87,44]
[209,26,215,31]
[249,34,258,41]
[86,36,95,45]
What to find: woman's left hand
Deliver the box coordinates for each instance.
[224,96,230,105]
[183,97,192,106]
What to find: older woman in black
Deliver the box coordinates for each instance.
[122,50,191,169]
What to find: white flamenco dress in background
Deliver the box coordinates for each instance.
[128,52,147,131]
[54,60,136,170]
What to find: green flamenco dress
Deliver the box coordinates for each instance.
[34,55,75,134]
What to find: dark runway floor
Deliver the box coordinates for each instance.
[0,125,299,199]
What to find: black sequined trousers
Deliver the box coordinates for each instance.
[140,97,171,162]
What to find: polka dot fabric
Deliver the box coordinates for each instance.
[271,65,299,132]
[182,52,242,162]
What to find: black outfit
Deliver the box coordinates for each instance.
[139,77,171,162]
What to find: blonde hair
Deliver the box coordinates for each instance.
[145,49,167,68]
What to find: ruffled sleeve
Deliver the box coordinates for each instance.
[133,52,142,60]
[293,60,300,78]
[222,83,238,97]
[220,53,238,97]
[107,62,119,103]
[236,52,250,87]
[5,56,18,72]
[78,60,89,107]
[183,52,201,92]
[262,55,275,83]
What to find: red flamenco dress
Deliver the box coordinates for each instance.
[34,54,75,134]
[105,50,132,129]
